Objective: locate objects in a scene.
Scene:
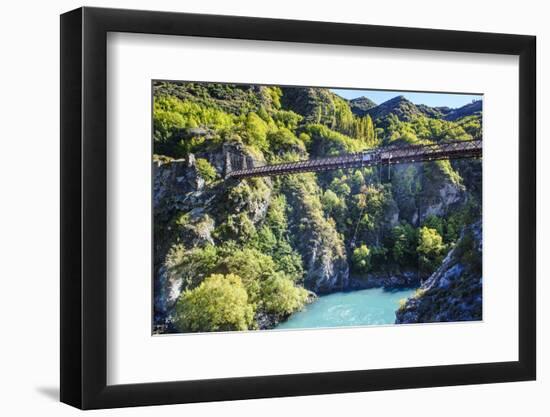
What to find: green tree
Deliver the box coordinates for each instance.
[321,189,345,218]
[164,244,219,291]
[417,226,446,273]
[390,223,418,267]
[303,124,368,155]
[422,215,444,239]
[175,273,254,332]
[369,245,389,271]
[352,244,372,273]
[221,248,276,303]
[266,86,282,109]
[195,158,217,183]
[243,112,269,151]
[260,272,308,315]
[365,114,376,145]
[265,195,288,236]
[267,128,305,155]
[351,114,377,146]
[272,110,303,130]
[153,108,185,142]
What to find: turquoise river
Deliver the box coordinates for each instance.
[275,287,416,330]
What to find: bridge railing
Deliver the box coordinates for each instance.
[226,139,482,179]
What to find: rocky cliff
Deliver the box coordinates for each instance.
[395,221,482,323]
[281,174,349,293]
[390,161,465,226]
[153,142,351,324]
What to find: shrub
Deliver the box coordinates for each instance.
[417,226,446,273]
[220,248,276,303]
[266,194,288,235]
[456,229,482,274]
[272,110,303,130]
[243,112,269,151]
[369,245,389,271]
[175,273,254,332]
[164,244,219,291]
[352,244,372,273]
[391,223,418,267]
[216,213,257,243]
[303,124,368,155]
[195,158,217,183]
[397,298,408,311]
[422,215,444,237]
[322,189,345,217]
[265,86,282,109]
[267,128,306,154]
[260,272,308,315]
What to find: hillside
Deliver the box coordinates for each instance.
[349,94,482,125]
[349,96,377,116]
[444,99,482,121]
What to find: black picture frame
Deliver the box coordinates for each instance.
[60,6,536,410]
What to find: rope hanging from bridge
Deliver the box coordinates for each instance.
[350,187,369,249]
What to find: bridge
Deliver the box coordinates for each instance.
[225,139,482,179]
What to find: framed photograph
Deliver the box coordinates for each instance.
[60,6,536,409]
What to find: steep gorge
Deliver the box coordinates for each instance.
[152,81,483,331]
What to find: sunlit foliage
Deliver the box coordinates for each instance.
[175,273,254,332]
[352,244,372,273]
[417,226,446,273]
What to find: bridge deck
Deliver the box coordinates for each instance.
[226,139,482,179]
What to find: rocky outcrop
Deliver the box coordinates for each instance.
[395,221,482,323]
[305,236,349,293]
[391,162,465,225]
[153,145,267,319]
[282,175,350,293]
[153,155,215,321]
[153,154,205,208]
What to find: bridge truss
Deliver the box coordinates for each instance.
[226,139,482,179]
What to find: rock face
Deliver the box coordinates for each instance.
[282,175,350,293]
[153,154,204,207]
[390,162,465,225]
[153,155,214,321]
[305,239,349,293]
[152,143,351,322]
[152,145,269,321]
[395,221,482,323]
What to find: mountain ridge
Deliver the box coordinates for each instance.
[347,94,482,122]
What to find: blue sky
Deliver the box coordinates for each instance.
[331,89,482,109]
